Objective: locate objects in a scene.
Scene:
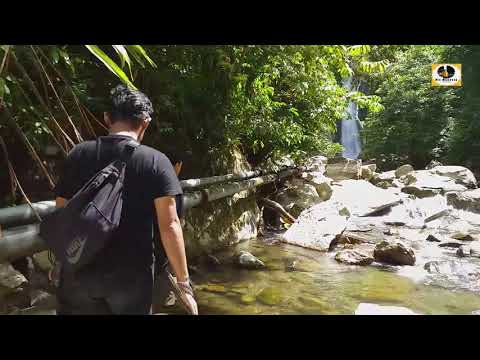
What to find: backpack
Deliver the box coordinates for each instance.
[39,137,140,272]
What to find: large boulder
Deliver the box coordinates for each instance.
[282,201,348,251]
[395,164,414,178]
[274,181,322,218]
[360,164,377,181]
[335,249,374,266]
[303,155,328,173]
[301,173,333,201]
[428,166,477,189]
[373,241,416,266]
[446,189,480,214]
[325,157,361,180]
[400,170,468,196]
[354,303,419,315]
[329,180,401,217]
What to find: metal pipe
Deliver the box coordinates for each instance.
[0,201,56,228]
[0,168,299,263]
[0,167,297,229]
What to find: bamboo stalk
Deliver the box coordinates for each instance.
[11,52,76,148]
[30,46,83,143]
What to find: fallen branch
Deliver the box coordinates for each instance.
[260,198,296,224]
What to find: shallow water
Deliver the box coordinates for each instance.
[164,235,480,315]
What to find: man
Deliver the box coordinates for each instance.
[53,85,197,315]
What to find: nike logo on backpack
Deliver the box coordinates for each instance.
[66,236,87,264]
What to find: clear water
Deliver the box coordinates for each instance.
[163,236,480,315]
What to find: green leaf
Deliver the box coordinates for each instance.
[84,45,137,89]
[49,46,60,64]
[112,45,132,78]
[126,45,157,68]
[0,77,5,98]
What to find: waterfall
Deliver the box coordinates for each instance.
[340,76,362,160]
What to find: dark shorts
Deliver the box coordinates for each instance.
[57,266,154,315]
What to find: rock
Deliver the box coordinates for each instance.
[361,164,376,181]
[467,241,480,258]
[282,201,348,252]
[472,310,480,315]
[335,231,385,246]
[30,289,56,309]
[257,287,282,306]
[395,164,414,178]
[428,166,477,189]
[456,245,471,257]
[303,155,327,173]
[330,180,402,217]
[325,157,362,180]
[446,189,480,214]
[445,220,477,240]
[438,241,464,248]
[32,251,54,274]
[302,173,333,201]
[354,303,419,315]
[402,186,440,198]
[401,170,468,196]
[335,249,374,266]
[234,251,265,269]
[426,234,442,242]
[275,182,321,218]
[0,263,28,291]
[375,181,392,189]
[371,170,396,185]
[373,241,416,266]
[426,160,443,170]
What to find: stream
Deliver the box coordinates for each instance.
[154,232,480,315]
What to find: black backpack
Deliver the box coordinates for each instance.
[40,138,140,272]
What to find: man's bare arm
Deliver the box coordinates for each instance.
[56,197,67,209]
[154,196,189,282]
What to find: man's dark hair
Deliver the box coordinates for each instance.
[108,85,154,127]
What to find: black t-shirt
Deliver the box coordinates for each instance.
[55,134,183,275]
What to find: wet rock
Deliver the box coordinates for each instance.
[275,183,321,218]
[234,251,265,269]
[373,241,416,266]
[285,259,298,272]
[354,303,419,315]
[395,164,414,178]
[240,294,256,304]
[282,201,348,252]
[335,249,374,266]
[335,230,385,246]
[446,189,480,214]
[429,166,477,189]
[325,157,362,180]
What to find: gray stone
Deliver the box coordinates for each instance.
[446,189,480,214]
[282,201,348,252]
[426,234,442,242]
[303,155,327,173]
[438,241,464,248]
[354,303,419,315]
[373,241,416,266]
[361,164,377,181]
[301,173,333,201]
[235,251,265,269]
[335,249,374,266]
[402,186,440,198]
[395,164,414,178]
[371,170,396,185]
